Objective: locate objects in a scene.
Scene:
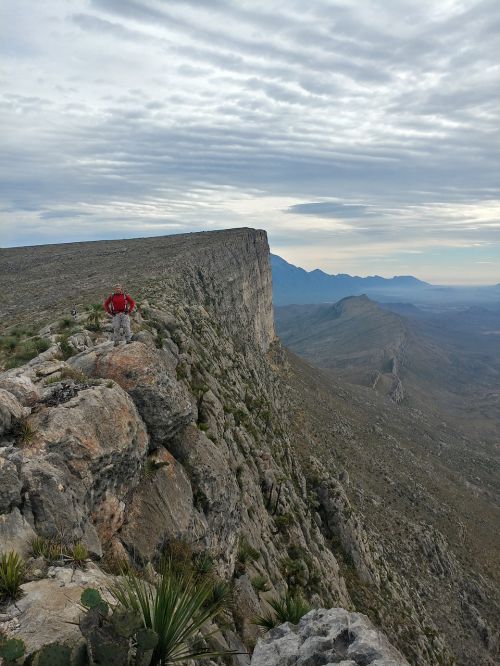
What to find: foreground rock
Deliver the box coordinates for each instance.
[251,608,409,666]
[0,565,112,656]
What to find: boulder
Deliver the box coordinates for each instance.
[0,389,28,438]
[0,507,37,557]
[18,383,148,551]
[92,342,193,449]
[0,373,41,406]
[250,608,409,666]
[170,425,240,568]
[0,565,113,655]
[119,447,206,562]
[232,574,263,648]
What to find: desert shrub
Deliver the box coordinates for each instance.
[274,513,293,530]
[0,552,25,600]
[4,337,51,369]
[29,535,63,562]
[44,366,87,385]
[13,416,37,445]
[193,551,214,575]
[253,592,311,630]
[110,557,235,665]
[66,542,89,568]
[237,538,260,567]
[58,316,74,331]
[0,336,18,352]
[279,555,308,588]
[58,334,74,360]
[86,303,103,331]
[251,575,271,594]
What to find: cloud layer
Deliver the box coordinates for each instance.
[1,0,499,283]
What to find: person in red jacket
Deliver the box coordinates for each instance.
[104,284,136,346]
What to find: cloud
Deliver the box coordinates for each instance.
[0,0,499,283]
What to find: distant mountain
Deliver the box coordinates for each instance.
[271,254,429,305]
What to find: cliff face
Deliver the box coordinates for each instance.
[0,229,350,663]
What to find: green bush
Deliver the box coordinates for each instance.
[58,316,74,331]
[44,367,87,385]
[66,542,89,568]
[0,552,25,600]
[253,592,311,630]
[236,538,260,572]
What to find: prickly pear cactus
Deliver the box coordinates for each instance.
[90,640,130,666]
[110,607,143,638]
[31,643,72,665]
[135,628,158,666]
[80,588,109,616]
[0,637,26,664]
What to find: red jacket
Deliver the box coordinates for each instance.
[104,292,135,315]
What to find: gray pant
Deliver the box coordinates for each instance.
[112,313,132,342]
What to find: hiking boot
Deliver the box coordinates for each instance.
[114,340,120,347]
[126,339,132,344]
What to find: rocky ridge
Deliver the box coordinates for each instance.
[0,229,497,665]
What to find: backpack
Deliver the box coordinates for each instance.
[109,292,130,314]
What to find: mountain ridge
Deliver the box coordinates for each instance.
[0,230,498,665]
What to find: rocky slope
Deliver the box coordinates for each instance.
[0,229,497,665]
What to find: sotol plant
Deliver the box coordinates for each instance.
[253,591,311,630]
[109,557,236,665]
[0,551,25,600]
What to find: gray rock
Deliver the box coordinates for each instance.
[18,382,148,551]
[119,448,206,562]
[0,455,22,513]
[250,608,409,666]
[0,388,27,437]
[0,507,37,556]
[81,342,193,450]
[0,373,42,406]
[0,565,113,655]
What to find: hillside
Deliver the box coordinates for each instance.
[0,230,498,665]
[276,296,500,443]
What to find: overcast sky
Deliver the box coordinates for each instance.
[1,0,499,284]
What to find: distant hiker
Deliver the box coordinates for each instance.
[104,284,136,346]
[71,306,77,319]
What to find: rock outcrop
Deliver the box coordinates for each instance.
[251,608,409,665]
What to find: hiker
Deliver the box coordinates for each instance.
[104,284,136,346]
[71,306,77,319]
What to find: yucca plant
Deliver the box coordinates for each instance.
[251,574,271,594]
[109,558,236,665]
[0,552,25,600]
[86,303,103,331]
[66,542,89,568]
[30,535,63,562]
[253,591,311,631]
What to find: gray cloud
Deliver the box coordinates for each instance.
[0,0,499,283]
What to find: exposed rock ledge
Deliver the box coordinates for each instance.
[251,608,409,666]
